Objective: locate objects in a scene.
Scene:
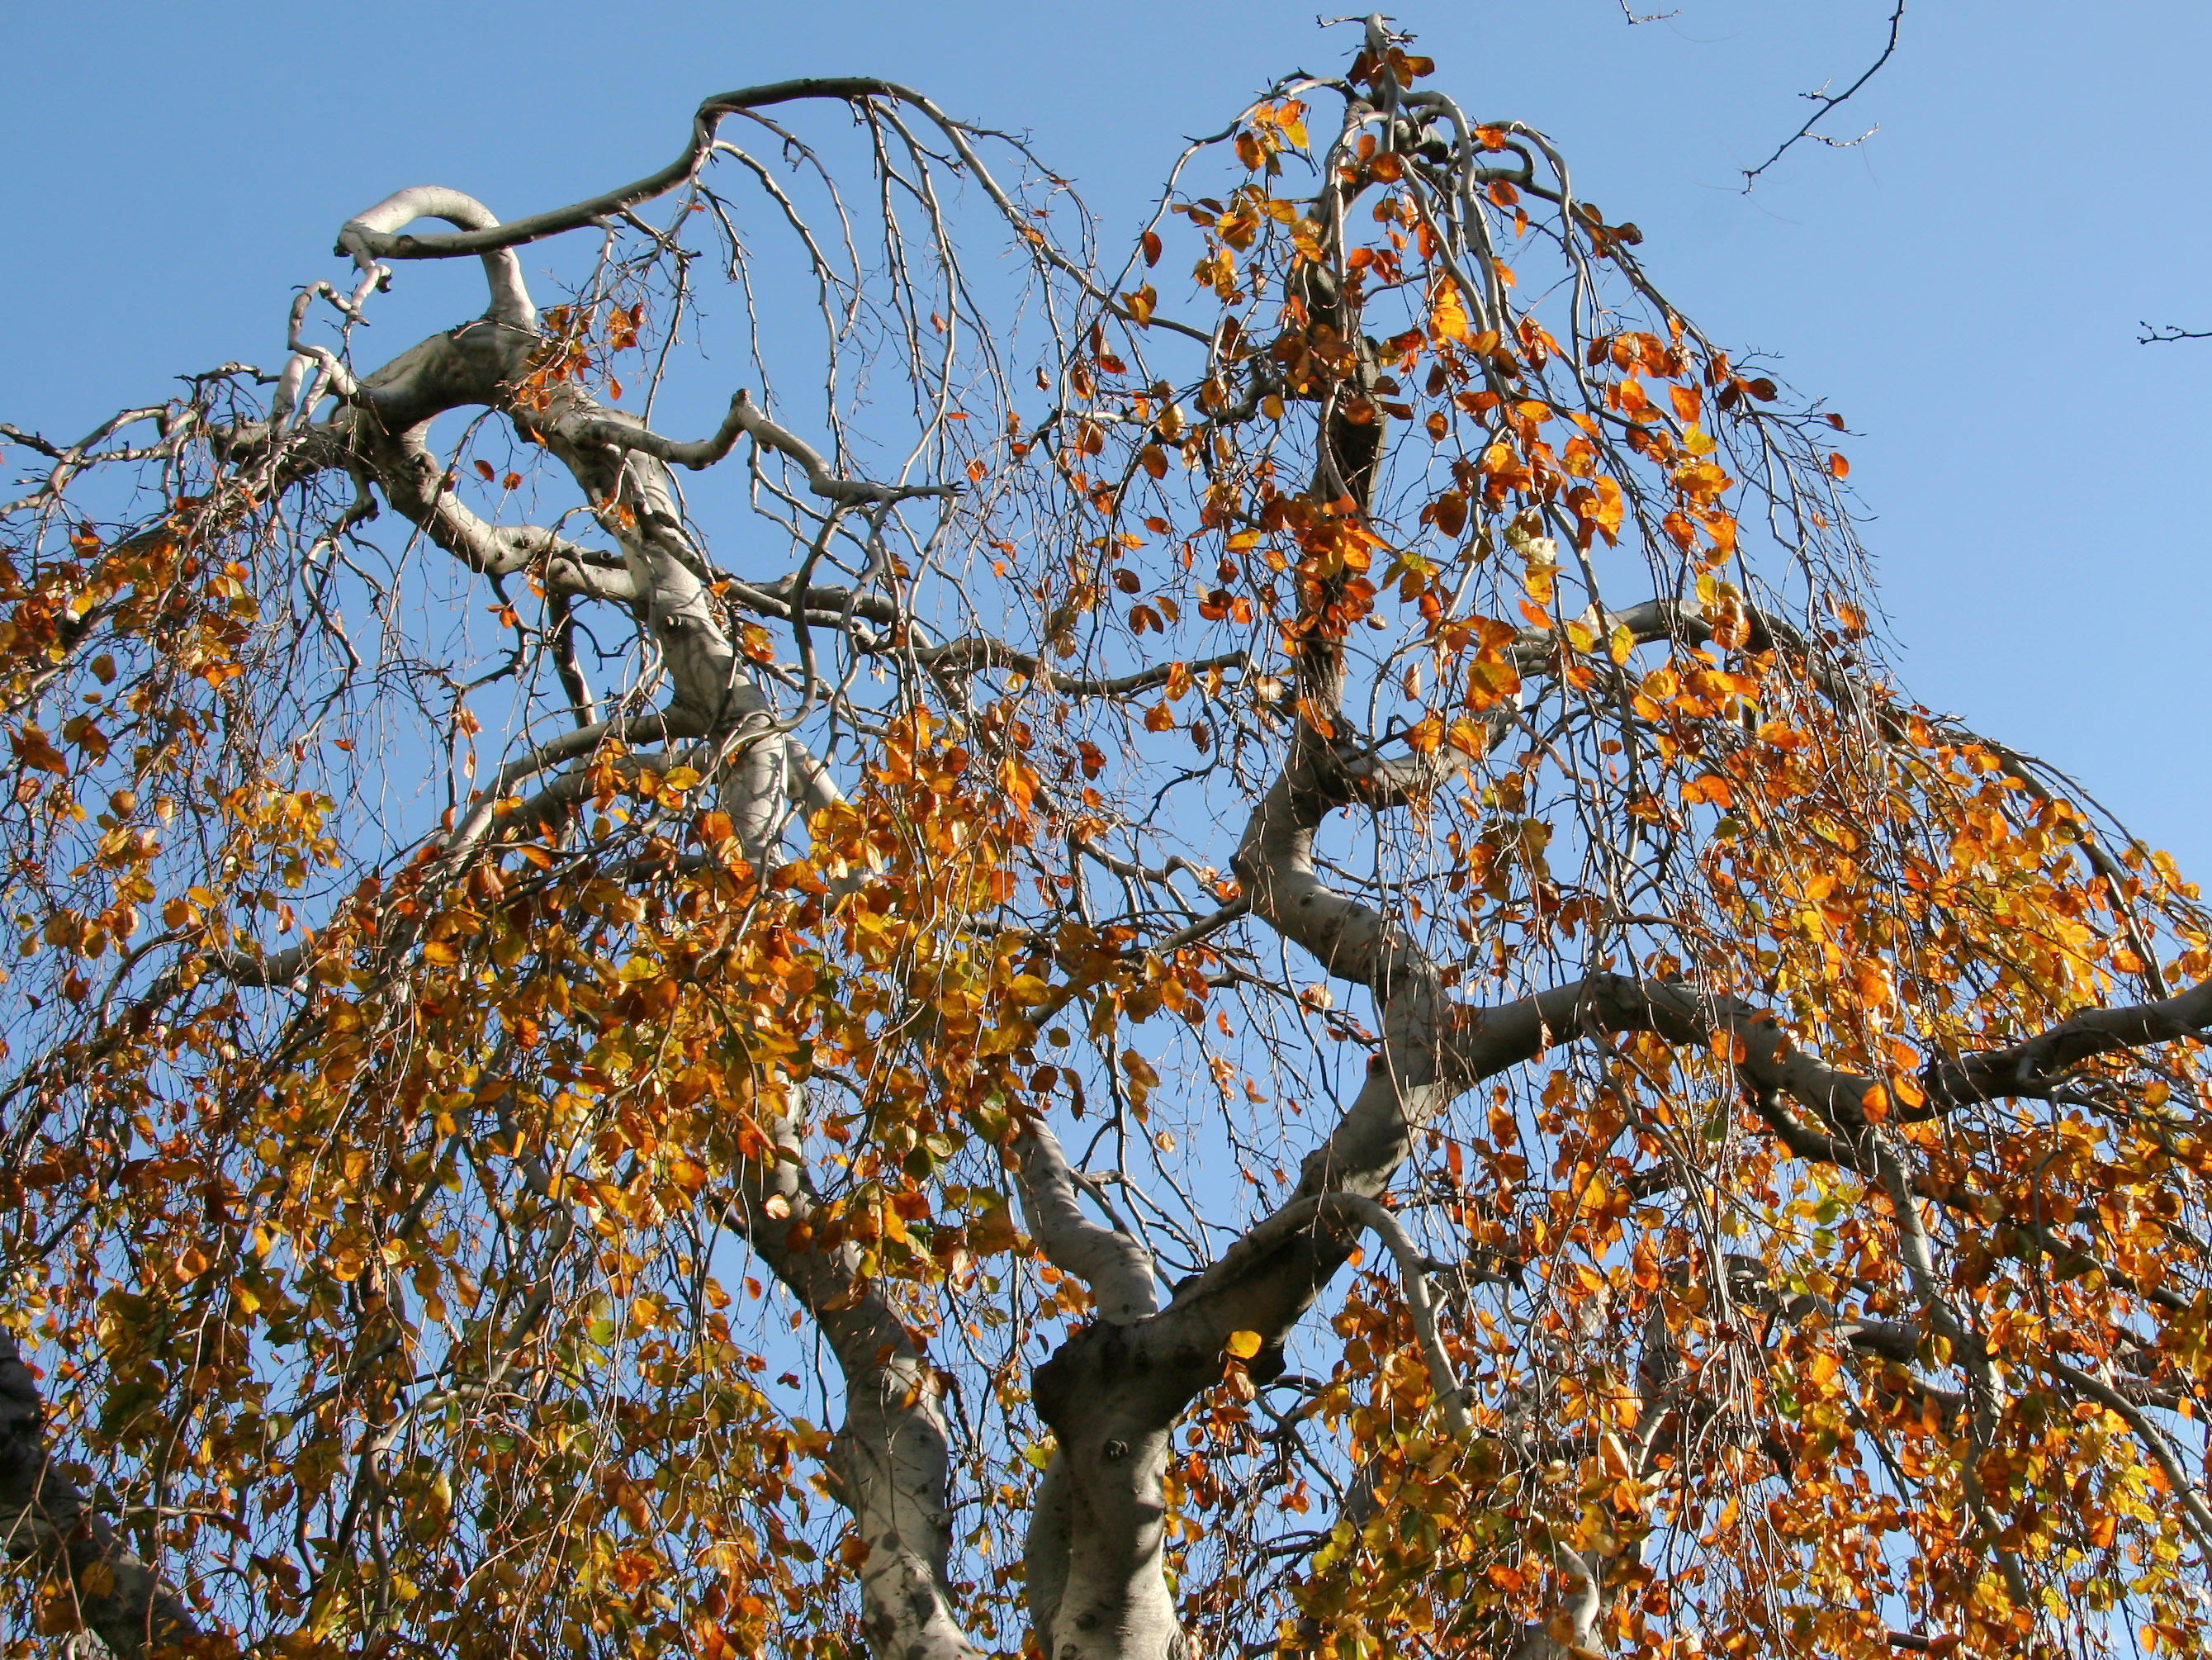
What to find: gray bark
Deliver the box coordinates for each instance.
[64,101,2212,1660]
[249,192,983,1658]
[727,1124,982,1660]
[1012,1123,1168,1656]
[0,1332,201,1660]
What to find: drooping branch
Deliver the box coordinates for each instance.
[2041,1356,2212,1563]
[561,390,955,503]
[1257,1193,1470,1436]
[336,83,954,263]
[332,78,1211,344]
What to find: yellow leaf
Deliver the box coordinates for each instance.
[1431,279,1471,344]
[1226,1330,1262,1359]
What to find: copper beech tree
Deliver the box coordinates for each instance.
[6,19,2212,1660]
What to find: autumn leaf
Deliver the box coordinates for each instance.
[1430,279,1472,344]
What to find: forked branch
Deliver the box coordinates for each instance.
[1742,0,1906,187]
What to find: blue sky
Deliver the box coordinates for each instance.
[5,0,2207,872]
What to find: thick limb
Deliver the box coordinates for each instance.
[0,1333,204,1660]
[1012,1119,1159,1653]
[727,1136,982,1660]
[334,186,536,330]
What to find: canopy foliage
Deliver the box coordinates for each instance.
[4,18,2210,1660]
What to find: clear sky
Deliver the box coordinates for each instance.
[5,0,2205,874]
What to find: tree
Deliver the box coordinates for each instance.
[3,16,2210,1659]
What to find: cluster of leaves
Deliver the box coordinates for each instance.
[1012,47,2212,1659]
[3,27,2212,1660]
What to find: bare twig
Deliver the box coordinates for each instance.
[1742,0,1906,188]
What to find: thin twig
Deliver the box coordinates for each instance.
[1743,0,1905,188]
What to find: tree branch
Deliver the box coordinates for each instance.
[2139,322,2212,345]
[912,640,1248,700]
[0,1332,206,1660]
[723,1140,983,1660]
[334,185,537,330]
[2042,1354,2212,1563]
[1741,0,1905,188]
[1015,1118,1158,1324]
[561,390,954,504]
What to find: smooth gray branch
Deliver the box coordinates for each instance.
[1016,1118,1158,1325]
[563,390,953,503]
[335,185,537,328]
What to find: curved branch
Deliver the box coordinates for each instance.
[1015,1118,1158,1324]
[334,79,1211,344]
[562,390,953,502]
[336,186,537,329]
[338,83,937,261]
